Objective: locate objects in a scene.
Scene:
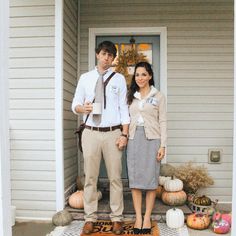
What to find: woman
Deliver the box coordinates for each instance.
[127,62,167,234]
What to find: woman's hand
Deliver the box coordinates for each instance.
[157,147,165,161]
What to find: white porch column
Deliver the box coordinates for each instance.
[232,0,236,234]
[55,0,65,210]
[0,0,12,235]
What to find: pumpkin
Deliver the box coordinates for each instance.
[158,176,171,186]
[221,213,232,226]
[212,212,231,226]
[166,208,184,229]
[193,195,211,206]
[164,178,183,192]
[69,190,102,209]
[69,190,84,209]
[52,209,73,226]
[212,219,231,234]
[156,185,164,199]
[187,213,211,230]
[162,190,187,206]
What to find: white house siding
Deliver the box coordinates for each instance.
[63,0,78,194]
[9,0,56,218]
[79,0,233,201]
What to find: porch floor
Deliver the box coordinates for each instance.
[66,191,192,221]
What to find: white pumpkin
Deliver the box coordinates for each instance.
[166,208,185,229]
[164,178,183,192]
[158,176,171,186]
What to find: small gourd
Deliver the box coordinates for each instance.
[187,213,210,230]
[164,177,183,192]
[203,206,215,216]
[166,208,184,229]
[52,209,73,226]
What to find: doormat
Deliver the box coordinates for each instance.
[46,220,188,236]
[80,220,159,236]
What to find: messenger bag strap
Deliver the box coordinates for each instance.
[103,71,116,109]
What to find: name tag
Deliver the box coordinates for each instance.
[110,85,119,94]
[146,97,158,106]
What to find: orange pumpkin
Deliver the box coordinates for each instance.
[187,213,210,230]
[162,190,187,206]
[69,190,84,209]
[156,185,164,199]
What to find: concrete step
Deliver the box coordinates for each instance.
[66,191,192,221]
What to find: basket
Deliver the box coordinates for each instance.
[188,201,217,214]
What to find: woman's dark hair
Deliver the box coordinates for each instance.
[127,61,154,105]
[95,41,117,58]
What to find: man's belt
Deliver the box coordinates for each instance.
[85,125,121,132]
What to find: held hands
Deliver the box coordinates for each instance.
[116,135,128,150]
[157,147,165,161]
[83,102,93,114]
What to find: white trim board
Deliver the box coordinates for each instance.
[88,27,167,163]
[55,0,65,211]
[0,0,12,234]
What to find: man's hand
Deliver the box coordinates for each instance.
[157,147,165,161]
[116,136,128,150]
[83,102,93,114]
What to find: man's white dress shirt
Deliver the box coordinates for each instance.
[72,67,130,127]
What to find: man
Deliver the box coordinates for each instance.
[72,41,130,235]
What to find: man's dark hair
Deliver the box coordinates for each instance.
[95,41,117,58]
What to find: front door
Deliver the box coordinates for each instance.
[96,35,160,179]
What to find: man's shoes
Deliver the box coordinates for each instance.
[83,221,94,235]
[112,221,124,235]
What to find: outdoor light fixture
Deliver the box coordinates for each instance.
[208,149,222,164]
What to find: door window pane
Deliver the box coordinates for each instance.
[112,43,152,87]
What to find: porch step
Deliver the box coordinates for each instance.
[66,191,192,221]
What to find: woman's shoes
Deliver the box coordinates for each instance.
[141,218,152,234]
[133,217,152,234]
[133,228,142,234]
[133,217,142,234]
[141,228,152,234]
[133,227,152,234]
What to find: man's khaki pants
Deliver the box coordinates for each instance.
[82,128,124,222]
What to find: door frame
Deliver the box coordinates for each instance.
[88,27,167,163]
[89,27,167,99]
